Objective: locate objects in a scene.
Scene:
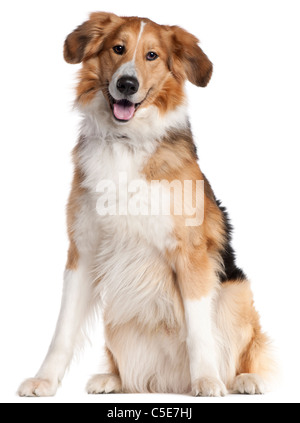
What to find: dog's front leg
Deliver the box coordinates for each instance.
[18,257,94,397]
[176,250,227,397]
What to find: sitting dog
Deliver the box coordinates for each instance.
[18,12,275,397]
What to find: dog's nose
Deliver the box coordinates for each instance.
[117,76,139,96]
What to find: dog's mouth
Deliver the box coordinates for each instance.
[108,90,151,123]
[111,98,140,122]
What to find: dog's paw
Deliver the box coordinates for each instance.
[86,374,122,394]
[192,377,227,397]
[232,374,266,395]
[18,378,58,397]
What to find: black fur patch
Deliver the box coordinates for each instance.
[217,201,247,283]
[204,175,247,283]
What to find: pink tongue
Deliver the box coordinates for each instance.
[113,102,135,121]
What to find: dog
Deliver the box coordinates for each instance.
[18,12,275,397]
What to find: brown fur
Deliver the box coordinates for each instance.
[143,130,225,299]
[66,144,85,270]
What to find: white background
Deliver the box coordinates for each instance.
[1,0,299,404]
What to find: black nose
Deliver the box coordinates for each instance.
[117,76,139,96]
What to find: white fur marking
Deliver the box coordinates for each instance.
[133,21,147,60]
[184,295,220,381]
[109,61,137,102]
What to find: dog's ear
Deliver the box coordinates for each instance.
[64,12,124,64]
[168,26,213,87]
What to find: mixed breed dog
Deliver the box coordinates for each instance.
[18,12,276,397]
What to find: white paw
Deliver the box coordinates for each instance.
[18,378,58,397]
[232,374,266,395]
[86,374,122,395]
[192,377,227,397]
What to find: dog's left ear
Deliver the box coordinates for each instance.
[64,12,124,64]
[168,26,213,87]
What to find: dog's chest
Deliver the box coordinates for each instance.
[77,136,177,253]
[76,136,180,326]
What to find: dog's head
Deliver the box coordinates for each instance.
[64,13,213,123]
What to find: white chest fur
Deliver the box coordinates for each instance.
[77,134,177,254]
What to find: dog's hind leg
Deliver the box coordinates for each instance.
[215,280,276,395]
[232,319,276,395]
[18,257,96,397]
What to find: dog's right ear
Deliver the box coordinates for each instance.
[64,12,124,64]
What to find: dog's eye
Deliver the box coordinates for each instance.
[146,52,158,61]
[113,45,125,55]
